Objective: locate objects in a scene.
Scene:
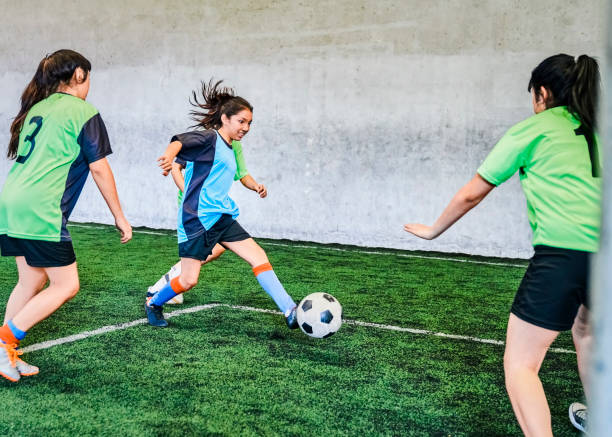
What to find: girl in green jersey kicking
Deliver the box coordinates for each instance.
[404,54,600,435]
[0,50,132,382]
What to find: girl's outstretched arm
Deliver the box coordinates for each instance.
[157,141,183,176]
[239,174,267,198]
[404,173,495,240]
[89,157,132,243]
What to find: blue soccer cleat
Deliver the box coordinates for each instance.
[145,298,168,328]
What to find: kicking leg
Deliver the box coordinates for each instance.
[504,313,559,437]
[222,238,298,328]
[145,258,202,327]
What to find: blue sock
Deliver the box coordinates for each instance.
[148,282,178,307]
[255,269,296,315]
[8,319,26,341]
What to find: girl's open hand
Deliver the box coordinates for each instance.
[403,223,437,240]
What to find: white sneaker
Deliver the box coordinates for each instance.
[569,402,588,433]
[167,293,184,305]
[0,342,20,382]
[16,357,39,376]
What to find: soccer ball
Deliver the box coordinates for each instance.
[296,292,342,338]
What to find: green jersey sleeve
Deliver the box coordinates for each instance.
[477,116,540,186]
[232,141,249,181]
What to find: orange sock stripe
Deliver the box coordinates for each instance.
[0,324,18,346]
[170,277,187,294]
[253,262,273,276]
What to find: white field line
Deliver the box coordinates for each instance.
[20,303,575,355]
[67,223,528,268]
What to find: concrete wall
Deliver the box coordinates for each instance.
[0,0,604,258]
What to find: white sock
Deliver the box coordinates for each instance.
[149,261,182,293]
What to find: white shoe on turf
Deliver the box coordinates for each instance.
[167,292,184,305]
[0,341,20,382]
[16,357,39,376]
[569,402,588,433]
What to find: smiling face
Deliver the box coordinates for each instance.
[220,108,253,142]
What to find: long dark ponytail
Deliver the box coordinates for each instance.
[8,49,91,159]
[189,79,253,130]
[528,53,600,133]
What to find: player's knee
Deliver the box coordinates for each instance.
[180,275,198,290]
[572,317,590,340]
[504,351,540,378]
[251,248,269,267]
[16,278,46,296]
[36,277,48,292]
[61,281,80,301]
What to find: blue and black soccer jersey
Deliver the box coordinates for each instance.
[172,129,240,243]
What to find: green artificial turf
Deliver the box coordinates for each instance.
[0,224,582,436]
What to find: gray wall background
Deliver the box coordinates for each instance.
[0,0,604,258]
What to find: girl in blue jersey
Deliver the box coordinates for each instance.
[146,142,268,305]
[145,80,298,329]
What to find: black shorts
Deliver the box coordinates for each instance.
[511,245,591,331]
[179,215,250,261]
[0,235,76,268]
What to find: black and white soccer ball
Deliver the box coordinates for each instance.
[296,292,342,338]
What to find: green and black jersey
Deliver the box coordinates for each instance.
[0,93,112,242]
[478,106,602,252]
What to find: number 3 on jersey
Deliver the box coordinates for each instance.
[16,116,43,164]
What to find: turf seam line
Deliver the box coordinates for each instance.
[264,243,526,268]
[67,223,528,268]
[20,303,575,355]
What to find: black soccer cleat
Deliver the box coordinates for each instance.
[285,306,298,329]
[145,300,168,328]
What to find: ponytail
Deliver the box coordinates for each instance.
[189,79,253,130]
[528,53,600,133]
[8,49,91,159]
[569,55,600,132]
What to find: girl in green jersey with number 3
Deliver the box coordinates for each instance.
[404,54,601,435]
[0,50,132,382]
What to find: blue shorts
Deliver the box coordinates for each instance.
[178,215,250,261]
[0,234,76,267]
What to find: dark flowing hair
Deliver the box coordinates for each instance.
[528,53,600,133]
[189,79,253,130]
[8,49,91,159]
